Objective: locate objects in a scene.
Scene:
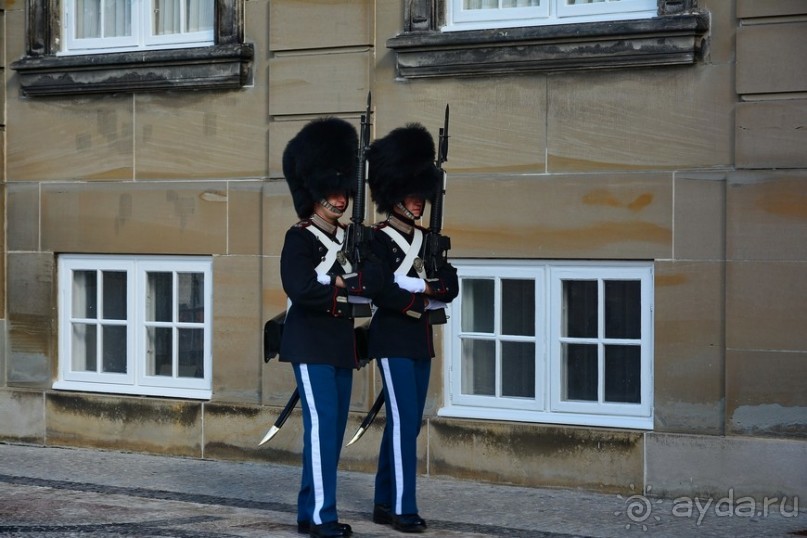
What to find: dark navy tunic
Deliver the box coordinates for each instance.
[367,217,459,360]
[279,219,371,370]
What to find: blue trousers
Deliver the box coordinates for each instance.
[374,357,431,516]
[293,363,353,525]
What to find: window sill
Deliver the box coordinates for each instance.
[438,405,654,430]
[386,14,709,78]
[11,43,254,97]
[53,380,212,400]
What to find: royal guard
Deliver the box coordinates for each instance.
[365,123,459,533]
[279,117,385,538]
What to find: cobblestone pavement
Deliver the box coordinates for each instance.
[0,443,804,537]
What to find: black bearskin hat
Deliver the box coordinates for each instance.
[282,118,358,219]
[367,123,441,214]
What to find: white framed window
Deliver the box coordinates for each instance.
[441,260,653,429]
[56,254,213,399]
[445,0,657,32]
[62,0,215,55]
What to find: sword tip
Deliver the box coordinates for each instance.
[258,426,280,446]
[345,427,366,447]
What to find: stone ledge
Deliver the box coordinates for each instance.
[387,14,709,78]
[11,44,255,97]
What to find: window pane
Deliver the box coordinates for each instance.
[563,280,597,338]
[502,0,541,6]
[562,343,597,401]
[102,325,127,373]
[464,0,498,8]
[604,345,641,403]
[461,279,494,333]
[102,271,127,320]
[501,341,535,398]
[186,0,214,32]
[178,272,204,322]
[605,280,641,339]
[73,270,98,318]
[147,326,173,376]
[502,279,534,336]
[147,272,173,322]
[72,323,97,372]
[153,0,214,35]
[465,0,541,8]
[179,328,204,378]
[153,0,181,35]
[461,339,495,395]
[104,0,132,37]
[76,0,102,38]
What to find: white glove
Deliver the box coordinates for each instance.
[426,299,447,311]
[348,296,372,304]
[316,274,331,285]
[395,274,426,293]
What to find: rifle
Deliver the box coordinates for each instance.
[259,96,375,446]
[423,104,451,325]
[424,104,451,278]
[341,92,375,318]
[347,105,452,446]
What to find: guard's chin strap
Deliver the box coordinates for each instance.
[394,202,418,221]
[319,198,344,216]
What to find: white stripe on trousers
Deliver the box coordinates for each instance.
[299,364,325,525]
[379,358,405,515]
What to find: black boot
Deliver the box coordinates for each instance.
[308,521,352,537]
[372,504,393,525]
[392,513,427,533]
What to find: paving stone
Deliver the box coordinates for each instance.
[0,443,803,537]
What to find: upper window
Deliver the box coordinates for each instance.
[62,0,215,55]
[12,0,252,96]
[386,0,708,78]
[446,0,657,32]
[442,261,653,429]
[55,255,213,400]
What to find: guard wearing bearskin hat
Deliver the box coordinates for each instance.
[365,123,459,533]
[279,117,386,538]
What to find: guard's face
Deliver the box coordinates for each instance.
[326,192,348,213]
[316,191,349,222]
[402,195,425,219]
